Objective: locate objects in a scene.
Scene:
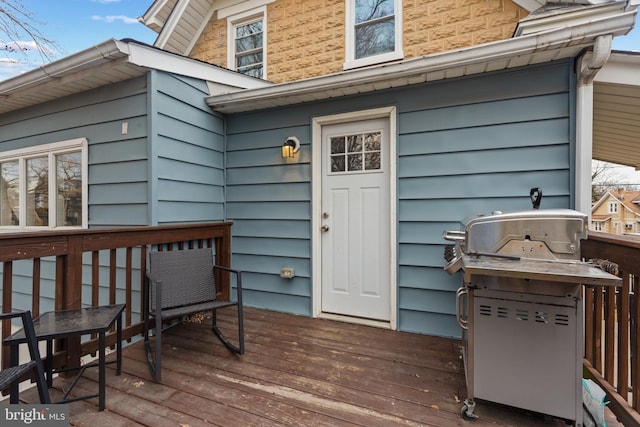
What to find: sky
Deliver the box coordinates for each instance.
[0,0,157,81]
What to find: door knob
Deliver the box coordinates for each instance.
[321,225,329,232]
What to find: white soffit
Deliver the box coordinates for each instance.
[592,52,640,169]
[514,0,610,12]
[139,0,179,33]
[0,39,270,115]
[151,0,215,55]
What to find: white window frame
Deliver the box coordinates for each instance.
[0,138,88,230]
[608,202,618,213]
[227,6,267,80]
[592,222,602,232]
[344,0,403,70]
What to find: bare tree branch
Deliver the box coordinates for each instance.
[0,0,59,62]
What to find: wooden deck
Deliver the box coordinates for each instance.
[6,307,618,426]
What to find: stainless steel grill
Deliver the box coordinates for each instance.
[443,190,620,425]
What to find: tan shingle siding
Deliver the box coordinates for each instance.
[189,0,527,83]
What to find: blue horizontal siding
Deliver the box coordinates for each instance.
[151,72,226,225]
[224,60,576,339]
[232,254,311,277]
[226,183,311,202]
[398,170,571,199]
[0,76,151,228]
[398,118,570,156]
[232,219,310,239]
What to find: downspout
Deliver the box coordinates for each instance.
[575,35,612,219]
[578,35,613,86]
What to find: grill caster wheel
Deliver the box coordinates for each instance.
[461,400,478,419]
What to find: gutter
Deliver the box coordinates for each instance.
[0,38,270,100]
[206,9,636,113]
[0,39,129,96]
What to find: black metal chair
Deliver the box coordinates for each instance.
[143,247,244,382]
[0,310,50,403]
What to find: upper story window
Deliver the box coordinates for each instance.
[0,138,87,230]
[345,0,403,70]
[227,7,266,79]
[608,202,619,214]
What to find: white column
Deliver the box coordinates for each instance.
[575,81,593,219]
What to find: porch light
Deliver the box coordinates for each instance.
[282,137,300,159]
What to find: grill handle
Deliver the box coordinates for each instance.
[456,287,468,330]
[530,187,542,209]
[443,230,465,242]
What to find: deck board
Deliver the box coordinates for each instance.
[6,307,595,426]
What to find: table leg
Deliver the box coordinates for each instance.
[46,339,53,387]
[98,331,105,411]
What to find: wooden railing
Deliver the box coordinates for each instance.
[0,222,232,375]
[582,231,640,427]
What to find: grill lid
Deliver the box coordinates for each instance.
[463,209,588,259]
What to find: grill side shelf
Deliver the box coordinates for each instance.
[460,255,621,287]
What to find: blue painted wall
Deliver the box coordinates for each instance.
[149,71,226,225]
[0,70,226,314]
[224,60,576,338]
[0,76,150,227]
[0,60,577,339]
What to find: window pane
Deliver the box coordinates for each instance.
[236,21,262,43]
[27,157,48,226]
[331,137,345,154]
[236,31,263,53]
[237,51,263,68]
[347,135,363,153]
[331,155,345,172]
[237,64,263,78]
[355,0,394,24]
[0,161,19,226]
[356,18,395,59]
[235,19,263,78]
[57,152,82,227]
[364,132,381,151]
[347,154,362,171]
[365,152,380,170]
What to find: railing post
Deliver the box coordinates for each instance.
[215,223,232,301]
[61,235,84,372]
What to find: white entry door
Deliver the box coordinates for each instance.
[320,118,391,321]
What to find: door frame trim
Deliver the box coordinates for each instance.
[311,106,397,330]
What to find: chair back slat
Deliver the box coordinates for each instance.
[149,248,216,310]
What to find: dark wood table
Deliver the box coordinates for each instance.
[5,304,125,411]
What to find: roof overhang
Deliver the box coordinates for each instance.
[592,51,640,169]
[205,7,637,114]
[0,39,271,115]
[140,1,279,55]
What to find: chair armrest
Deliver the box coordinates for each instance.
[213,265,244,301]
[0,311,28,322]
[145,271,163,314]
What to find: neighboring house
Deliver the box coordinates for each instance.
[0,0,639,339]
[591,189,640,235]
